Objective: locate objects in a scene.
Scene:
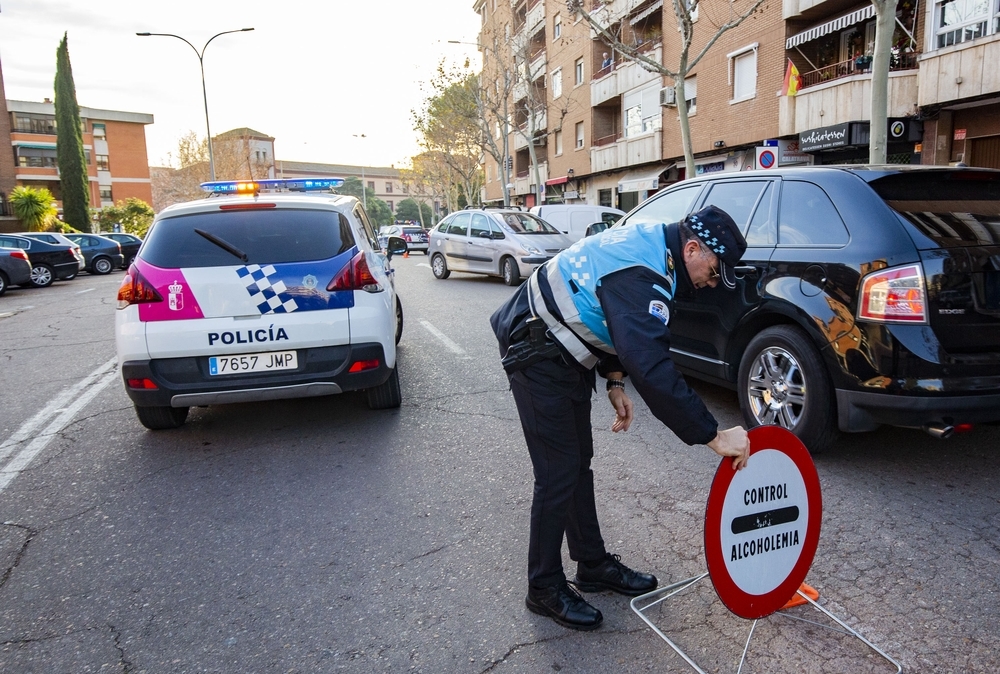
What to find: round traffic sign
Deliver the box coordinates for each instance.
[704,426,821,619]
[758,150,776,169]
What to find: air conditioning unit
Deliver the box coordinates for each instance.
[659,86,676,107]
[531,134,547,146]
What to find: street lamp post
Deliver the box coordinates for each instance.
[136,28,254,181]
[353,134,368,210]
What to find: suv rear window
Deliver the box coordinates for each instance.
[142,209,356,268]
[870,171,1000,246]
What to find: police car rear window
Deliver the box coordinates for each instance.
[141,209,356,268]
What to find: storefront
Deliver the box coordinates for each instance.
[615,163,676,211]
[799,118,923,164]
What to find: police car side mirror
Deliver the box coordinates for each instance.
[386,236,408,259]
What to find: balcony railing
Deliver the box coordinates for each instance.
[594,131,621,147]
[799,52,919,90]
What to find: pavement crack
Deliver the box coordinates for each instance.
[0,522,38,591]
[109,623,134,673]
[478,633,575,672]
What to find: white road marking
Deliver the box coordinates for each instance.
[75,287,95,294]
[417,263,431,269]
[420,320,469,358]
[0,358,118,494]
[0,312,13,319]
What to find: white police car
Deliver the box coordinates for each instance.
[115,178,407,430]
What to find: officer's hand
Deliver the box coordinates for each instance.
[707,426,750,470]
[609,389,633,432]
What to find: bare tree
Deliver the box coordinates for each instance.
[568,0,766,176]
[475,28,517,207]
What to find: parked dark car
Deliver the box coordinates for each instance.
[17,231,85,280]
[102,232,142,267]
[0,247,33,296]
[64,233,125,274]
[611,166,1000,453]
[0,234,83,287]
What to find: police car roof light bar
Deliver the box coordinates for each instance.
[200,177,346,194]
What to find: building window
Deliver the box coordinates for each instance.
[16,148,57,168]
[934,0,999,47]
[96,155,110,171]
[554,14,561,38]
[555,129,563,155]
[385,182,393,193]
[92,123,106,138]
[729,45,758,102]
[623,84,663,138]
[575,121,585,149]
[13,113,56,134]
[100,187,113,202]
[367,180,375,190]
[685,75,697,114]
[575,58,584,85]
[387,200,394,212]
[552,68,563,98]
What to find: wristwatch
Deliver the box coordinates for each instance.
[606,378,625,391]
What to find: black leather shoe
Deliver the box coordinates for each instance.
[525,581,603,631]
[574,553,658,596]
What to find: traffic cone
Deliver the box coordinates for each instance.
[780,582,819,610]
[403,251,409,258]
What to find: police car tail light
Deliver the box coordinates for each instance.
[348,359,380,373]
[326,251,383,293]
[117,268,163,309]
[858,264,927,323]
[127,378,159,390]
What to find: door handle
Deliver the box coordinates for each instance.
[733,265,758,275]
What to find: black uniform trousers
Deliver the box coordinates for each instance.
[509,361,607,589]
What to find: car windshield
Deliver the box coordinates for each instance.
[141,209,356,268]
[870,171,1000,246]
[499,213,560,235]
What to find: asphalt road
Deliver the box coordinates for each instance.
[0,258,998,673]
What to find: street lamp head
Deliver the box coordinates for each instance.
[136,32,151,36]
[241,27,255,31]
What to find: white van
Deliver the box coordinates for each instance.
[529,204,626,242]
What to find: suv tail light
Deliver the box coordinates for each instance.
[858,263,927,323]
[9,249,28,261]
[327,251,383,293]
[117,266,163,309]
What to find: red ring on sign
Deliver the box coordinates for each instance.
[704,426,822,619]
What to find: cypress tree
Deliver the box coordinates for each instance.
[54,33,91,231]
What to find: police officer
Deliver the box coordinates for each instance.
[490,205,751,631]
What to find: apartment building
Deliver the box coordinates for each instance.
[0,59,16,230]
[7,99,153,219]
[475,0,1000,212]
[276,160,437,216]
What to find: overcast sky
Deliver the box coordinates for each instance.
[0,0,482,169]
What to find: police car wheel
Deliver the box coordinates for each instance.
[134,405,189,430]
[502,257,520,286]
[366,366,402,409]
[737,325,838,454]
[395,297,404,345]
[431,254,450,279]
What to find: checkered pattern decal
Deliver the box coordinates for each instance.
[237,264,299,314]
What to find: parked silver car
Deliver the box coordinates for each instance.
[428,209,572,285]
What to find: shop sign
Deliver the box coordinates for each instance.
[954,129,967,141]
[799,123,850,152]
[778,139,810,165]
[696,161,726,175]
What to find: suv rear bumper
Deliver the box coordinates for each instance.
[122,342,392,408]
[836,388,1000,432]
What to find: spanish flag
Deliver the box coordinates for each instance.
[783,59,801,96]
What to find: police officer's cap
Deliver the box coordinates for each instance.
[682,205,747,269]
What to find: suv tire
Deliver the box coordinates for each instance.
[135,405,189,430]
[738,325,838,454]
[366,366,402,409]
[431,253,450,279]
[395,297,404,345]
[502,257,520,286]
[92,256,113,275]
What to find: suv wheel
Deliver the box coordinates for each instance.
[502,257,520,286]
[738,325,838,454]
[134,405,189,430]
[395,297,404,345]
[92,256,113,275]
[366,366,402,409]
[431,254,450,279]
[30,263,54,288]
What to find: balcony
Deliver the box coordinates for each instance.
[591,45,662,106]
[513,161,548,195]
[798,52,918,90]
[778,65,919,136]
[529,50,546,81]
[526,0,545,34]
[783,0,845,20]
[590,130,661,171]
[591,0,649,29]
[917,33,1000,106]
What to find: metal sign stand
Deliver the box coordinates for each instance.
[630,575,902,674]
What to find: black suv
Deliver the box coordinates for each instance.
[0,233,84,287]
[615,166,1000,452]
[103,232,143,267]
